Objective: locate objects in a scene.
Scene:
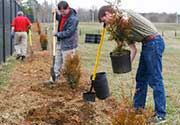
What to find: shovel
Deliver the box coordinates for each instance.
[28,29,33,56]
[50,11,56,81]
[83,23,106,102]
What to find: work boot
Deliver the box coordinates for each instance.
[153,115,166,124]
[46,80,55,84]
[43,79,55,85]
[16,54,21,60]
[44,76,59,85]
[21,56,26,61]
[146,114,167,124]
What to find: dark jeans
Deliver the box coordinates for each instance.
[133,35,166,118]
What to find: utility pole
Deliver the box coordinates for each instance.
[90,9,95,22]
[91,5,96,22]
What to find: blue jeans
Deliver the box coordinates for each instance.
[133,35,166,118]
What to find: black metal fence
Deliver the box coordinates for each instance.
[0,0,21,63]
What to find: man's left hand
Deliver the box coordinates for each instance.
[52,31,57,36]
[11,32,15,38]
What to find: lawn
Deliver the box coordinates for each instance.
[77,22,180,124]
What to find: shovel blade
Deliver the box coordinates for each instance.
[83,92,96,102]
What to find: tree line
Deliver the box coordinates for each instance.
[20,0,179,23]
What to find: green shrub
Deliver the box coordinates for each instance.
[62,53,81,88]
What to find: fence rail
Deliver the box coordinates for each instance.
[0,0,21,63]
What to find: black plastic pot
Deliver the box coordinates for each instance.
[95,34,101,43]
[92,72,109,100]
[85,34,101,43]
[110,50,131,74]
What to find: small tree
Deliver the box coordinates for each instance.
[62,53,81,89]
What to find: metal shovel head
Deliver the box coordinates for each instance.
[83,91,96,102]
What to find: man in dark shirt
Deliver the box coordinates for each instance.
[47,1,79,84]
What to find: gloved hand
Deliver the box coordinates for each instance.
[52,31,57,36]
[11,32,15,39]
[52,8,58,14]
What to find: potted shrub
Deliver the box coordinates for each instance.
[104,9,132,74]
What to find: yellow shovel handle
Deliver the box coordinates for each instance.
[53,12,56,56]
[92,25,106,81]
[28,29,32,46]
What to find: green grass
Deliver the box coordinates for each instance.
[77,22,180,124]
[0,56,16,89]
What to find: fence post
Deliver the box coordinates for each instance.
[10,0,13,55]
[15,0,17,16]
[162,31,164,37]
[2,0,6,62]
[175,30,177,37]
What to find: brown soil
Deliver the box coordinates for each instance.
[0,50,118,125]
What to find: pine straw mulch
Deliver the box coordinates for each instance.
[0,22,153,124]
[0,51,118,125]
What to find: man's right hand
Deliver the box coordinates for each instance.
[52,8,58,14]
[52,31,57,36]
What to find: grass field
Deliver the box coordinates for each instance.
[77,22,180,124]
[0,22,180,124]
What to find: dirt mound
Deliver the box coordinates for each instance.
[26,100,96,124]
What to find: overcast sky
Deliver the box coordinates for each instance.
[36,0,180,14]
